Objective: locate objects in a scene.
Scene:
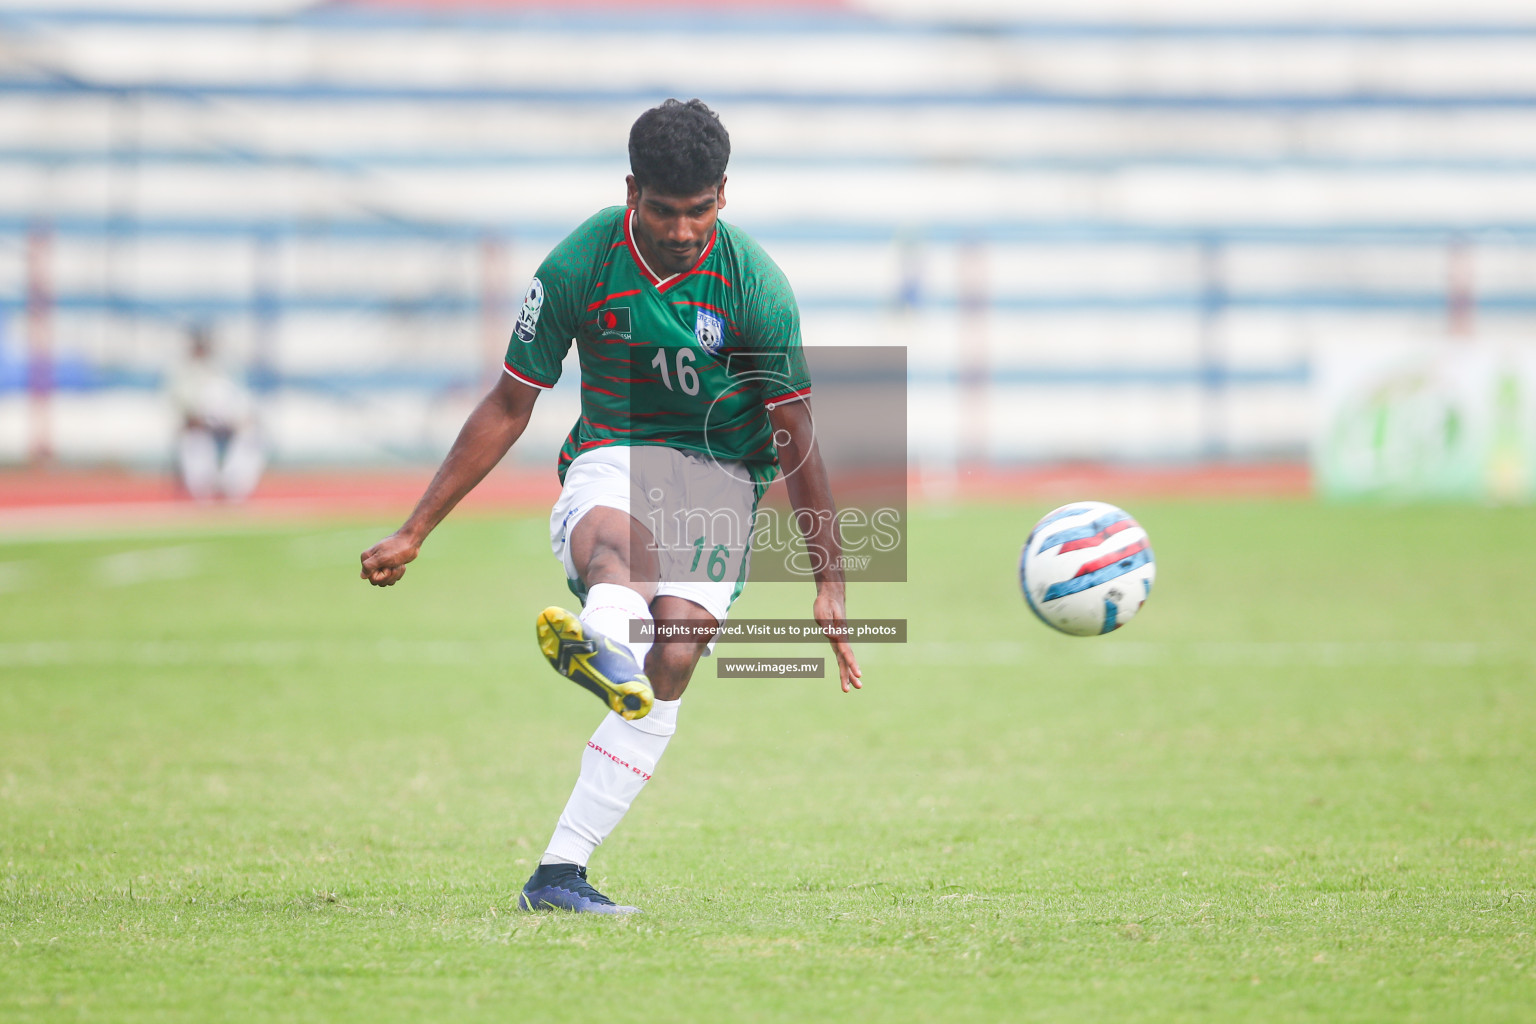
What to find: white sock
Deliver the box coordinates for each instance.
[541,698,680,866]
[580,582,653,668]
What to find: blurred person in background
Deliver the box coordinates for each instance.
[168,325,264,502]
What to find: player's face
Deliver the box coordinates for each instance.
[626,176,726,277]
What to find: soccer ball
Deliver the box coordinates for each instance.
[1019,501,1155,636]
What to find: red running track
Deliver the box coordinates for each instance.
[0,461,1309,536]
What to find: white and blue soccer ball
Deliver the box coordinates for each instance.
[1019,501,1155,636]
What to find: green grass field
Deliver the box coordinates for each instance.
[2,500,1533,1022]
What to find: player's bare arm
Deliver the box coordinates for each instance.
[360,373,539,587]
[768,397,863,693]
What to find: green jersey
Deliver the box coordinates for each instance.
[503,206,812,483]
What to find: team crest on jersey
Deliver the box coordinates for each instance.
[513,277,544,343]
[694,308,725,354]
[597,306,632,340]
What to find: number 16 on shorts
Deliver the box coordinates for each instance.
[688,536,734,582]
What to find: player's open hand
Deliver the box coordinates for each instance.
[360,531,420,587]
[813,590,863,693]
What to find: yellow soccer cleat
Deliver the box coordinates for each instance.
[536,606,654,720]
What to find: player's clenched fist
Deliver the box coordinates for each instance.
[360,531,419,587]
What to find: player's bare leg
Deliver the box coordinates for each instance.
[644,594,717,701]
[568,506,660,601]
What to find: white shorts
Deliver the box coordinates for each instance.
[549,445,761,624]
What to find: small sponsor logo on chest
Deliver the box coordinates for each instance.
[597,306,632,339]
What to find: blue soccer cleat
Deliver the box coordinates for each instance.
[536,606,653,721]
[518,863,639,914]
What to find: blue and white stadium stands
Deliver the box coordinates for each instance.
[2,2,1535,466]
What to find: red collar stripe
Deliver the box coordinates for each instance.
[625,209,717,291]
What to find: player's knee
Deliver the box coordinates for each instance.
[649,640,697,677]
[645,640,705,700]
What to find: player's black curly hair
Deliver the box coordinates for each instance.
[628,98,730,196]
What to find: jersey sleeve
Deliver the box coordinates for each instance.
[734,235,813,408]
[503,213,615,389]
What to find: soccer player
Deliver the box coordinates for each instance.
[359,99,861,914]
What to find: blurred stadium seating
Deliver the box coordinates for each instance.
[2,0,1534,477]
